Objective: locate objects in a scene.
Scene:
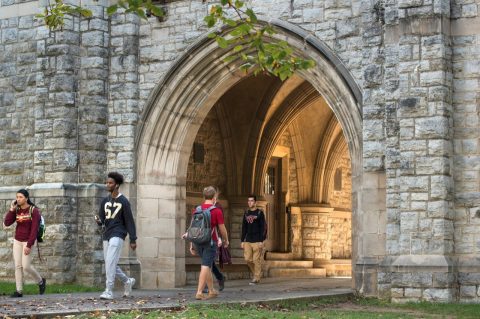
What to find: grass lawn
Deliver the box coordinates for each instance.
[0,281,102,295]
[71,295,480,319]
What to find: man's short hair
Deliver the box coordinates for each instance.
[108,172,124,185]
[203,186,217,200]
[248,194,257,201]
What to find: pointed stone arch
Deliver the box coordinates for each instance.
[134,19,364,289]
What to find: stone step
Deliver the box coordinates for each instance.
[265,252,293,260]
[268,268,327,278]
[265,260,314,269]
[313,259,352,277]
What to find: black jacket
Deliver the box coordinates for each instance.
[241,209,266,243]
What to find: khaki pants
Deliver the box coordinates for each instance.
[13,239,42,293]
[243,242,263,281]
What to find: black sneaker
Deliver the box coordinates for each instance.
[218,276,225,291]
[39,278,46,295]
[10,291,23,298]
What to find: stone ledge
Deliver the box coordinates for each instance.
[0,183,105,199]
[381,255,454,272]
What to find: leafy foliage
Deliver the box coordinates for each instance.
[37,0,165,31]
[37,0,315,80]
[36,0,92,30]
[204,0,315,80]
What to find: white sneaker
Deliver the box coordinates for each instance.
[123,277,135,297]
[99,289,113,300]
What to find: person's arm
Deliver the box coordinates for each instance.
[259,211,266,242]
[4,202,16,227]
[122,198,137,250]
[189,242,196,255]
[241,212,247,248]
[218,223,229,248]
[97,200,106,225]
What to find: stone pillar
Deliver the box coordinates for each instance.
[107,11,141,182]
[32,10,82,283]
[301,206,334,260]
[382,0,455,302]
[136,184,186,288]
[290,206,302,259]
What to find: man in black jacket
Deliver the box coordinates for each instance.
[241,195,266,285]
[95,172,137,299]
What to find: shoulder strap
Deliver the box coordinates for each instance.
[28,205,34,218]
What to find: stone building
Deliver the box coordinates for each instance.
[0,0,479,302]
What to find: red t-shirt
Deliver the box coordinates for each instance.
[194,203,224,242]
[4,206,40,248]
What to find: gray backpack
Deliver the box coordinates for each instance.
[185,205,215,245]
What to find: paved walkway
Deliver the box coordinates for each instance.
[0,277,352,318]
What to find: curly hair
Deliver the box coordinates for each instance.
[107,172,124,186]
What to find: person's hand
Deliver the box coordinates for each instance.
[217,238,223,247]
[181,232,187,239]
[94,215,102,225]
[189,246,197,256]
[24,247,31,255]
[10,200,16,211]
[223,239,229,248]
[240,242,244,249]
[258,242,264,248]
[130,243,137,250]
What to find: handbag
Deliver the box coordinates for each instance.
[218,245,232,269]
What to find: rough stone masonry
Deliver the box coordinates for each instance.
[0,0,479,302]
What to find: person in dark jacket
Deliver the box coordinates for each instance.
[241,195,266,285]
[3,189,46,297]
[95,172,137,300]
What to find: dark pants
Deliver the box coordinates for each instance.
[212,261,224,281]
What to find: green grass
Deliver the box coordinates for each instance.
[71,295,480,319]
[0,281,102,295]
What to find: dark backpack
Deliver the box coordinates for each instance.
[185,205,215,245]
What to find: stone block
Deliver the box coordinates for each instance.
[423,288,453,302]
[404,288,422,297]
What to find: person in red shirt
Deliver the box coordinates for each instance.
[185,186,229,300]
[3,189,46,297]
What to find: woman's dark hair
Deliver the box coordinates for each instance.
[107,172,124,186]
[17,189,35,206]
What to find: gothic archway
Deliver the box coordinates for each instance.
[135,19,368,290]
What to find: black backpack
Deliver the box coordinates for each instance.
[185,205,215,245]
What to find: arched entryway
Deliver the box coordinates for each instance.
[135,20,383,294]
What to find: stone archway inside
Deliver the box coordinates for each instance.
[135,20,384,294]
[182,75,355,283]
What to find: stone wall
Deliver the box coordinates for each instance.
[186,105,227,194]
[1,0,480,301]
[279,129,299,204]
[299,206,352,260]
[451,0,480,303]
[329,149,352,210]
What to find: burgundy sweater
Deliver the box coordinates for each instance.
[4,206,40,248]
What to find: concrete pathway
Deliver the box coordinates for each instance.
[0,277,352,318]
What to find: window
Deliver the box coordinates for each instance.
[334,168,342,191]
[265,167,275,194]
[193,142,204,164]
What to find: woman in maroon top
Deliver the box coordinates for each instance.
[3,189,46,297]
